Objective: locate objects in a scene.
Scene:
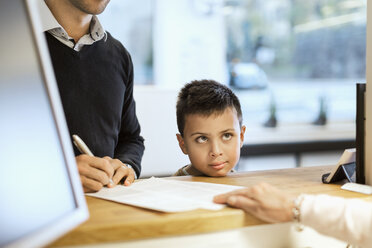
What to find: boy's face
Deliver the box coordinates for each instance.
[177,107,246,177]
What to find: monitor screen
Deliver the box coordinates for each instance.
[0,0,88,247]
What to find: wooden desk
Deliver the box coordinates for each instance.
[50,166,369,247]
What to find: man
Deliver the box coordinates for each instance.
[39,0,145,192]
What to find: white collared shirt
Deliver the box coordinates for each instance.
[38,0,106,51]
[300,194,372,247]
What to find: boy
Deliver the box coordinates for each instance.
[174,80,246,176]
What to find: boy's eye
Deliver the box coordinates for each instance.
[222,133,233,141]
[196,136,208,143]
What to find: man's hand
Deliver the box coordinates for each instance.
[213,183,296,223]
[76,154,115,193]
[103,157,135,187]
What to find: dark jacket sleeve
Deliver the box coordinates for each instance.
[114,51,145,177]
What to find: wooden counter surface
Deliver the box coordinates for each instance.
[50,166,370,247]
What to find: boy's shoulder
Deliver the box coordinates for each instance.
[173,164,205,176]
[174,164,236,176]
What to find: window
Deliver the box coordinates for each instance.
[101,0,366,125]
[225,0,366,126]
[100,0,154,85]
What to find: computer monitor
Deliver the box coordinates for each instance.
[0,0,88,247]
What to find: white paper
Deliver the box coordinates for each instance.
[86,177,244,212]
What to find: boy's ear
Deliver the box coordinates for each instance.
[176,133,188,154]
[240,125,246,148]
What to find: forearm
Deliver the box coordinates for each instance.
[299,194,372,247]
[117,88,144,177]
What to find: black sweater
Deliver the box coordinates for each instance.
[45,32,144,176]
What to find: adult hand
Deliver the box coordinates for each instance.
[76,154,115,193]
[103,157,135,187]
[213,183,296,223]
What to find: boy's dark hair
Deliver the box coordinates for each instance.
[176,80,243,136]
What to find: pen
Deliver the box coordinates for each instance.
[72,134,114,186]
[72,134,94,156]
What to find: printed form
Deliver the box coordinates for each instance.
[86,177,244,212]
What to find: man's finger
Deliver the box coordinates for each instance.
[226,195,256,210]
[124,168,135,186]
[111,165,135,186]
[214,188,255,203]
[77,155,114,179]
[78,164,111,186]
[110,165,124,185]
[213,194,229,203]
[80,175,104,193]
[89,157,114,179]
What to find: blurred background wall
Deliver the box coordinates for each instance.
[100,0,365,177]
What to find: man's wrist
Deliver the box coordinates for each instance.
[292,195,304,222]
[124,163,137,179]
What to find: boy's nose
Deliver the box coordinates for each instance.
[210,142,223,157]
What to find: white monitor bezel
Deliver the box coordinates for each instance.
[4,1,89,247]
